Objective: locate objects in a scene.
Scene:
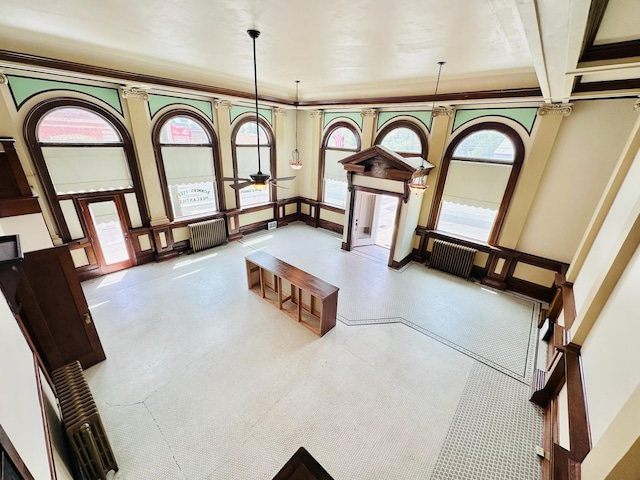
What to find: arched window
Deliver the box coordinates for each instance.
[375,120,428,158]
[25,98,148,242]
[319,122,361,208]
[231,116,275,208]
[429,123,524,244]
[153,110,221,220]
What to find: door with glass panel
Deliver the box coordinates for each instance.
[80,196,134,274]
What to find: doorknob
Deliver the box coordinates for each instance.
[83,312,93,324]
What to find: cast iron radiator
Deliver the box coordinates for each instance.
[52,361,118,480]
[188,217,227,252]
[429,239,477,279]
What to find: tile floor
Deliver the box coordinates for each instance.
[82,223,544,480]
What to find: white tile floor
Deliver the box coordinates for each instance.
[82,223,543,480]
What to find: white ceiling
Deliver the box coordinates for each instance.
[0,0,638,104]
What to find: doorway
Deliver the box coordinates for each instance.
[351,191,399,265]
[79,196,134,274]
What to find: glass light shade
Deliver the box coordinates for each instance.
[409,175,428,194]
[290,148,302,170]
[253,182,269,191]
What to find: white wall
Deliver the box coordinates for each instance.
[580,243,640,445]
[0,213,53,253]
[0,292,52,479]
[516,99,638,263]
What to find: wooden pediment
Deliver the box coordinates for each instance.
[339,145,426,181]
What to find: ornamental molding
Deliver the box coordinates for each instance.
[360,108,377,118]
[214,99,232,110]
[0,73,7,84]
[274,107,287,116]
[432,106,454,117]
[120,86,149,101]
[634,99,640,112]
[537,103,572,116]
[310,110,323,118]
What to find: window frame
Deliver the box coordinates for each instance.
[427,122,525,246]
[230,115,276,209]
[318,121,361,208]
[152,109,223,222]
[24,97,149,242]
[374,119,428,159]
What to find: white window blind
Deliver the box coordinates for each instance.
[42,146,132,194]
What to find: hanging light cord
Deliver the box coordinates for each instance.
[295,80,300,150]
[249,30,262,174]
[431,61,445,114]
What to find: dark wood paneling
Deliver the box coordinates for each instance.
[573,78,640,93]
[298,88,543,107]
[415,229,568,302]
[0,197,41,217]
[581,39,640,63]
[317,218,343,235]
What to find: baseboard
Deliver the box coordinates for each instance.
[390,253,412,270]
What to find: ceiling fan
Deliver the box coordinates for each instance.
[223,29,295,191]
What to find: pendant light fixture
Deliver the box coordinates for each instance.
[222,30,295,192]
[409,61,445,194]
[290,80,303,170]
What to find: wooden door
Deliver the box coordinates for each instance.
[17,245,106,373]
[80,196,134,274]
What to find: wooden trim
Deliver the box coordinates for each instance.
[0,197,41,217]
[426,122,525,246]
[573,78,640,93]
[390,253,412,270]
[317,218,343,235]
[579,0,610,61]
[565,345,591,462]
[151,108,224,220]
[0,49,291,106]
[297,88,544,107]
[0,50,544,107]
[0,424,36,480]
[415,229,568,302]
[581,39,640,63]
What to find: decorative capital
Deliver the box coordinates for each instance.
[432,106,454,117]
[0,73,7,85]
[360,108,377,118]
[310,110,323,118]
[538,103,572,116]
[634,99,640,112]
[214,99,233,110]
[120,86,149,101]
[274,107,287,116]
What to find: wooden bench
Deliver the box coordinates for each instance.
[245,251,339,336]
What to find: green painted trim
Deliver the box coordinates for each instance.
[230,105,273,125]
[148,94,214,121]
[377,111,432,131]
[7,75,122,113]
[323,112,363,130]
[452,108,538,134]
